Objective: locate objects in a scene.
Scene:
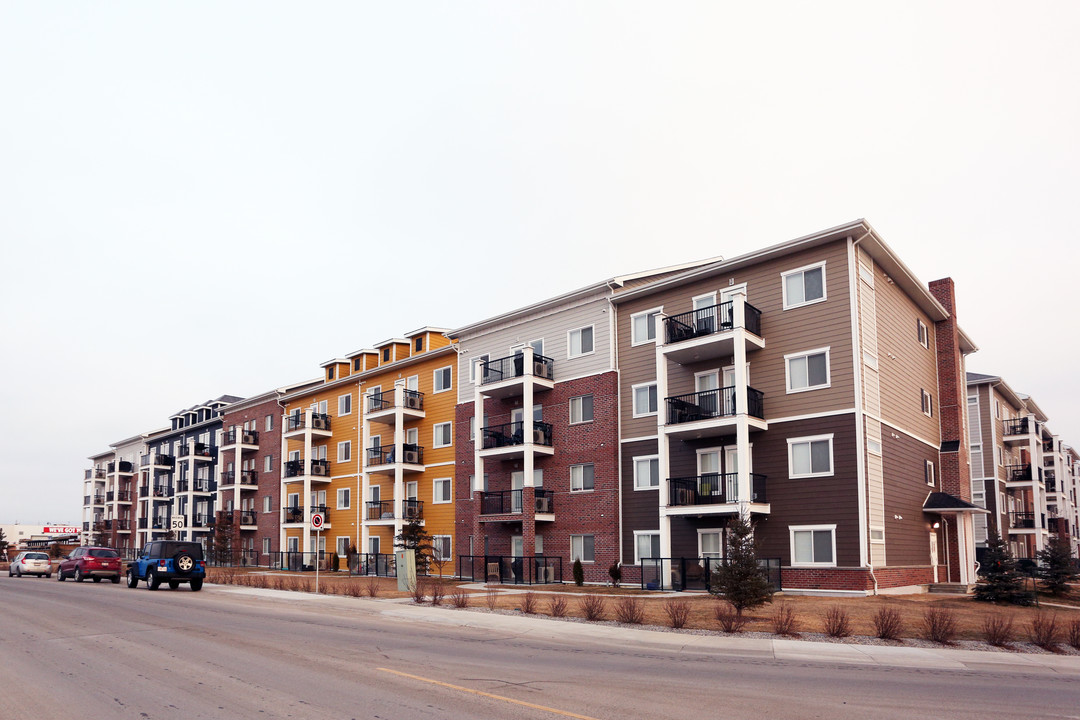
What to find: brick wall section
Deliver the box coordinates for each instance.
[782,565,939,591]
[455,371,620,584]
[220,396,283,561]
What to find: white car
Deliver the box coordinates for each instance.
[9,551,52,578]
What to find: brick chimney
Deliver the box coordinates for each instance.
[928,277,971,502]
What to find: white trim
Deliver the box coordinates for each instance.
[336,487,351,510]
[697,527,725,559]
[633,530,661,565]
[632,454,660,491]
[781,260,827,310]
[787,434,835,478]
[433,366,453,394]
[631,381,658,418]
[432,422,452,448]
[789,524,838,567]
[620,434,659,444]
[784,346,832,394]
[570,463,595,492]
[337,440,352,463]
[569,394,594,425]
[570,533,596,564]
[863,413,941,450]
[338,393,353,416]
[423,460,456,468]
[630,307,663,347]
[921,389,933,418]
[692,291,717,310]
[469,354,490,384]
[567,325,596,359]
[849,238,868,570]
[917,318,930,349]
[432,477,452,504]
[431,534,452,562]
[925,460,936,487]
[768,408,856,424]
[867,438,882,456]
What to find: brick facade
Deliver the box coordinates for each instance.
[219,395,282,561]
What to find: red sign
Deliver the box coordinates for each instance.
[43,526,79,534]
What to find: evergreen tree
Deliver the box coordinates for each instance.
[0,527,8,557]
[212,512,235,565]
[394,518,433,574]
[1036,534,1079,596]
[572,559,584,586]
[709,515,774,615]
[975,529,1032,605]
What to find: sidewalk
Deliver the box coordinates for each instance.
[215,584,1080,676]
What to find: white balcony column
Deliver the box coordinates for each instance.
[523,346,535,489]
[473,385,485,494]
[393,380,406,539]
[232,445,242,516]
[731,291,752,521]
[360,389,372,554]
[1027,418,1045,553]
[302,408,313,556]
[278,411,287,560]
[655,313,672,560]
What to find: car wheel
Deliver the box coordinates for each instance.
[174,553,195,575]
[15,567,22,577]
[168,579,180,590]
[92,577,102,583]
[74,567,84,583]
[111,575,121,584]
[190,578,203,592]
[126,570,139,588]
[57,570,65,581]
[45,573,51,579]
[146,570,160,590]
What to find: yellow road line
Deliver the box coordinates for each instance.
[377,667,601,720]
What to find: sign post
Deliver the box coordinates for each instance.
[311,512,325,593]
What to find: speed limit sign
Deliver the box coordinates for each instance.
[310,512,324,530]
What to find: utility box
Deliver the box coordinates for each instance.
[396,549,416,592]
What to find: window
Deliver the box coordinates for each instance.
[286,537,299,553]
[327,366,335,380]
[470,354,489,383]
[925,460,936,487]
[382,347,391,362]
[338,394,352,416]
[863,351,878,370]
[369,537,380,555]
[337,441,351,463]
[632,383,658,417]
[337,488,351,509]
[262,537,271,555]
[265,415,273,432]
[264,455,273,472]
[414,336,423,352]
[917,319,929,348]
[433,366,452,393]
[790,525,836,566]
[631,308,662,345]
[337,537,349,557]
[699,530,723,560]
[785,348,830,392]
[263,495,272,513]
[921,389,933,417]
[433,477,452,504]
[570,463,595,492]
[353,358,362,371]
[569,395,594,424]
[570,534,595,563]
[869,527,885,543]
[432,535,451,562]
[633,456,659,490]
[634,532,661,564]
[867,439,882,456]
[568,326,594,358]
[469,416,475,441]
[782,262,826,309]
[859,264,875,287]
[788,435,834,477]
[433,422,452,448]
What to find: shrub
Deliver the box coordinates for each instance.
[608,564,622,588]
[1030,613,1060,651]
[663,599,691,629]
[429,582,445,606]
[922,607,958,644]
[450,589,470,608]
[1066,619,1080,650]
[485,588,499,611]
[771,603,800,636]
[975,529,1032,605]
[714,600,748,633]
[982,615,1015,647]
[573,559,585,587]
[823,606,851,639]
[410,580,427,604]
[363,577,381,597]
[317,580,331,594]
[873,607,904,641]
[579,595,607,622]
[709,516,774,616]
[344,581,363,598]
[614,597,644,624]
[520,592,538,615]
[548,595,568,618]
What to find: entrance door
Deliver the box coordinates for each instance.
[929,532,939,583]
[510,472,524,513]
[697,450,720,502]
[724,447,742,502]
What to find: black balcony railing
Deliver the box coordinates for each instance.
[640,557,781,592]
[137,517,147,529]
[116,489,131,502]
[284,459,332,478]
[191,514,212,528]
[366,501,393,520]
[92,494,105,504]
[481,421,554,450]
[1043,440,1055,453]
[141,453,175,467]
[176,480,189,493]
[106,491,115,502]
[457,555,563,585]
[664,301,762,345]
[239,470,259,485]
[150,517,167,530]
[284,506,304,523]
[1003,417,1031,436]
[366,444,424,466]
[668,473,767,506]
[1010,511,1037,529]
[193,478,211,492]
[220,470,235,485]
[223,429,259,446]
[402,499,424,520]
[481,489,524,515]
[1006,464,1033,482]
[366,389,426,413]
[152,484,171,498]
[239,511,257,525]
[309,504,328,517]
[666,386,764,424]
[480,353,555,385]
[286,413,331,432]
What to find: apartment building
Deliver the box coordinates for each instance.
[611,220,983,593]
[81,451,112,545]
[91,433,143,553]
[450,263,708,584]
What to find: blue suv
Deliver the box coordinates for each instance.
[127,541,206,591]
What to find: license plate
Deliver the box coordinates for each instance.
[158,565,168,571]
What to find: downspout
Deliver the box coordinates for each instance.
[850,229,878,595]
[606,281,624,573]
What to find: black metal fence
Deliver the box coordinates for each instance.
[668,474,767,506]
[457,555,563,585]
[666,387,765,424]
[481,421,554,450]
[480,353,555,384]
[347,552,397,577]
[664,301,762,344]
[639,557,781,592]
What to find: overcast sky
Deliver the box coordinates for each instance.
[1,2,1077,525]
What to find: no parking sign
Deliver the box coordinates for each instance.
[311,512,324,530]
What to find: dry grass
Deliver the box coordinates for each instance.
[614,597,645,624]
[771,603,800,636]
[548,595,568,618]
[450,589,470,608]
[579,595,607,621]
[922,607,958,644]
[663,599,691,629]
[1030,613,1060,651]
[823,606,852,639]
[714,600,748,633]
[519,592,538,615]
[982,615,1015,647]
[1068,619,1080,650]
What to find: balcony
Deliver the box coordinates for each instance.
[139,517,168,530]
[193,478,212,493]
[1009,511,1044,531]
[1005,464,1034,484]
[221,429,259,449]
[479,354,555,399]
[365,388,426,424]
[366,501,394,521]
[107,461,134,475]
[116,489,132,503]
[662,301,764,365]
[479,421,555,460]
[221,470,260,487]
[92,493,105,506]
[365,445,425,473]
[1043,440,1056,453]
[103,519,131,532]
[149,484,172,500]
[284,459,332,480]
[667,474,768,513]
[1002,417,1033,444]
[141,453,175,471]
[402,499,424,521]
[479,489,554,518]
[86,468,106,480]
[664,387,766,440]
[239,511,257,527]
[178,443,217,461]
[283,506,304,524]
[284,413,332,439]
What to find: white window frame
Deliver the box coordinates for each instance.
[633,455,660,490]
[337,441,351,463]
[406,427,419,446]
[336,536,350,557]
[567,325,595,359]
[630,307,663,346]
[787,434,835,478]
[433,366,452,394]
[265,415,273,432]
[433,422,452,448]
[263,495,272,513]
[789,524,837,567]
[698,528,724,559]
[917,318,930,349]
[632,382,658,418]
[633,530,661,565]
[867,439,882,456]
[922,389,933,418]
[569,394,594,425]
[570,463,595,492]
[433,477,452,504]
[784,347,831,394]
[570,534,595,564]
[469,354,490,383]
[781,261,827,310]
[262,537,271,555]
[337,487,351,509]
[432,535,452,562]
[869,527,885,543]
[925,460,936,487]
[469,415,475,442]
[338,393,352,416]
[264,455,273,472]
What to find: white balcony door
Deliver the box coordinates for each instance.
[406,428,418,446]
[511,535,523,558]
[406,375,419,392]
[406,481,417,501]
[510,472,524,512]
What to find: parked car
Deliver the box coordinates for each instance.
[9,551,52,578]
[127,541,205,591]
[57,546,122,583]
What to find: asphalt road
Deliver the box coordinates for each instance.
[1,574,1078,720]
